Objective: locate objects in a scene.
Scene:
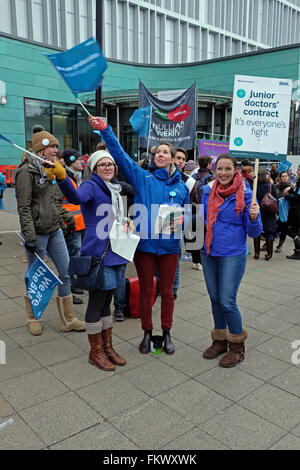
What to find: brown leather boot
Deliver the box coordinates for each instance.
[203,329,228,359]
[253,237,260,259]
[102,328,126,366]
[219,330,248,368]
[88,333,116,371]
[265,239,273,261]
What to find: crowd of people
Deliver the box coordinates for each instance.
[12,117,300,371]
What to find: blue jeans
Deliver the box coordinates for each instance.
[200,252,246,334]
[64,230,85,257]
[113,264,127,311]
[26,229,71,298]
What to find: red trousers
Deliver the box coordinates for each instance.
[134,250,179,331]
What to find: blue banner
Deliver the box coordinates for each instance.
[25,257,62,319]
[45,37,107,95]
[130,106,151,137]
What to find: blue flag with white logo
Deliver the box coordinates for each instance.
[45,37,107,95]
[25,256,62,319]
[130,106,152,137]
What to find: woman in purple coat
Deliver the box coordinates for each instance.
[43,150,127,372]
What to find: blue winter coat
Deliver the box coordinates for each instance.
[201,180,262,257]
[58,174,128,266]
[101,126,190,255]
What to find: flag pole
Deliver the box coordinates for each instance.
[251,158,260,204]
[146,106,152,157]
[76,98,92,116]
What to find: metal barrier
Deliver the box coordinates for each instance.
[0,165,18,185]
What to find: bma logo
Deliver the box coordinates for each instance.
[0,340,6,365]
[279,81,289,86]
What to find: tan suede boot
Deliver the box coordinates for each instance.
[88,333,115,371]
[24,294,42,336]
[203,329,228,359]
[102,328,126,366]
[219,330,248,368]
[56,295,86,332]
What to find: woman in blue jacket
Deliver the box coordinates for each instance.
[89,115,190,355]
[201,155,262,368]
[43,150,127,372]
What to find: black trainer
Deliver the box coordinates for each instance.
[72,295,83,305]
[114,309,125,322]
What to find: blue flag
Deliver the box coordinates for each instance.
[277,160,292,174]
[130,106,151,137]
[25,256,62,319]
[45,37,107,95]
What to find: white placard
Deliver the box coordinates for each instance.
[229,75,292,160]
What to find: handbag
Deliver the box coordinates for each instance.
[260,184,279,215]
[68,242,110,291]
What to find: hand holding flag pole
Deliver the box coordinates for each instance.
[0,135,55,167]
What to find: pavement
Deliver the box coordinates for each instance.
[1,203,300,450]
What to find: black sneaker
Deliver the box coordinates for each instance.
[114,310,125,322]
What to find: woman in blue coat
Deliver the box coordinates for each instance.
[89,115,190,355]
[201,155,262,368]
[43,150,127,372]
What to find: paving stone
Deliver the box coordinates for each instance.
[270,366,300,398]
[238,350,291,381]
[50,422,139,450]
[112,318,143,340]
[24,337,85,367]
[237,297,277,314]
[171,319,209,344]
[158,380,232,425]
[20,392,101,446]
[255,336,295,363]
[120,361,188,398]
[244,313,291,336]
[162,427,230,450]
[239,384,300,431]
[278,326,300,342]
[0,393,14,418]
[0,298,22,313]
[5,324,61,348]
[0,329,19,352]
[158,344,217,377]
[201,404,285,450]
[0,415,45,450]
[0,348,41,382]
[109,399,194,450]
[0,284,26,299]
[1,369,68,411]
[265,305,300,324]
[194,367,264,401]
[0,310,27,330]
[48,355,116,390]
[269,433,300,450]
[77,375,149,419]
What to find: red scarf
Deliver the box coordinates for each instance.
[205,171,246,254]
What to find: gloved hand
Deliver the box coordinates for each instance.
[88,115,108,131]
[66,218,76,233]
[43,160,67,181]
[25,241,36,254]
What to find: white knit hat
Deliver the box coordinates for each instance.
[88,150,116,173]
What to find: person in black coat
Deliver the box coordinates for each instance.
[253,170,278,261]
[284,177,300,259]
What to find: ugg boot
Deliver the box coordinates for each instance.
[139,329,152,354]
[162,330,175,355]
[203,329,228,359]
[24,294,42,336]
[88,333,115,371]
[253,237,260,259]
[102,328,126,366]
[56,295,86,332]
[219,330,248,368]
[286,236,300,260]
[265,239,273,261]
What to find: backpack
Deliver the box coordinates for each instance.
[190,173,212,205]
